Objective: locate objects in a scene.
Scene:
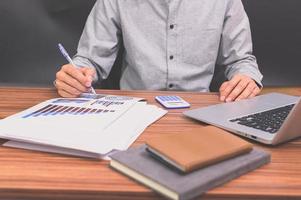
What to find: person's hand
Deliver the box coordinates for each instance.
[55,64,96,98]
[219,74,261,102]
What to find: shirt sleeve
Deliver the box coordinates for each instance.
[217,0,263,87]
[72,0,121,83]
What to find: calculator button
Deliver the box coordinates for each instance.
[172,96,179,101]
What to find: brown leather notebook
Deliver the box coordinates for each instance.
[146,126,253,173]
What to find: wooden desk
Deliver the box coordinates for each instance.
[0,87,301,200]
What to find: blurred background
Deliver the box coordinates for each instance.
[0,0,300,90]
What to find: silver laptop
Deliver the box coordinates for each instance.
[183,93,301,145]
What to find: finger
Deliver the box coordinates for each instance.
[249,87,261,98]
[219,82,229,101]
[220,76,241,102]
[235,82,257,101]
[55,80,82,96]
[56,71,88,93]
[62,65,91,87]
[57,89,78,98]
[226,79,250,102]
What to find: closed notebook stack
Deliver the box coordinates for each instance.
[110,126,271,200]
[146,126,253,173]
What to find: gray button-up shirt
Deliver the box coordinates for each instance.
[73,0,263,91]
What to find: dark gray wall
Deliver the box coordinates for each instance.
[0,0,301,89]
[0,0,97,86]
[242,0,301,86]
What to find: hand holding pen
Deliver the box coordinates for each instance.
[54,43,96,97]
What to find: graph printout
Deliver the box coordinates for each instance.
[0,94,167,158]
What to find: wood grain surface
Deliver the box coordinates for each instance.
[0,86,301,200]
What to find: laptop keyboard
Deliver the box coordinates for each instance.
[230,104,295,134]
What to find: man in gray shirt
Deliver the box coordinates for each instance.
[55,0,263,102]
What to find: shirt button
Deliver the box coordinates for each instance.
[169,83,174,88]
[169,55,174,60]
[170,24,174,29]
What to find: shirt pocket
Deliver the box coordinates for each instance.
[181,25,220,66]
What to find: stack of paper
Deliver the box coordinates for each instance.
[0,94,167,159]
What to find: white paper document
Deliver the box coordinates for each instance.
[0,94,167,159]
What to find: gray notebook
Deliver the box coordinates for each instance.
[110,145,270,200]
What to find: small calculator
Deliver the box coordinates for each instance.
[155,96,190,109]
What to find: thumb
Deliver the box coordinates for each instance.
[80,67,96,87]
[84,67,96,78]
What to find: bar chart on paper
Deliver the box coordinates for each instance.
[21,98,124,119]
[21,104,117,118]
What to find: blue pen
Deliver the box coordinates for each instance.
[58,43,96,94]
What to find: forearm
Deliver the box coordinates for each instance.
[217,0,263,87]
[73,0,121,84]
